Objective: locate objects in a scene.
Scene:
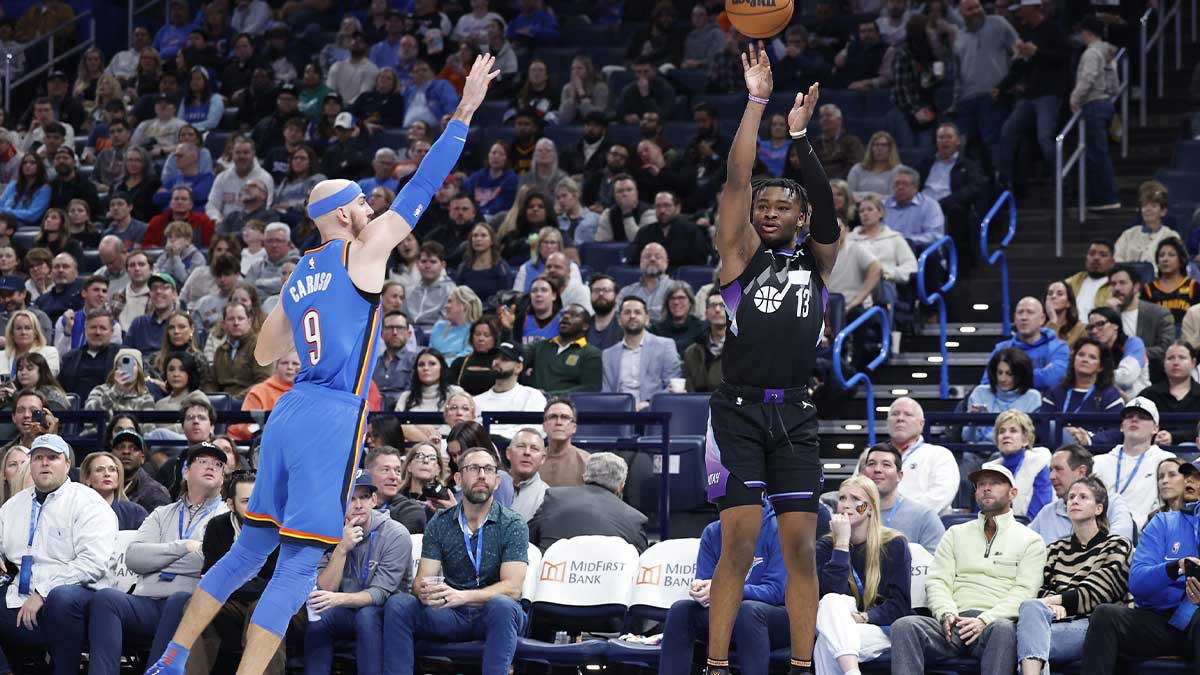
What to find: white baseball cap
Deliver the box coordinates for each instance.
[1122,396,1160,425]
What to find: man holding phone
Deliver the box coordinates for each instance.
[6,390,58,450]
[1081,493,1200,672]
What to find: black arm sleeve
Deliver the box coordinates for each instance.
[795,137,839,245]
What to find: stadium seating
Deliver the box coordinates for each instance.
[568,392,636,444]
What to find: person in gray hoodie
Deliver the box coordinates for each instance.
[1070,15,1122,210]
[407,241,457,332]
[304,472,413,675]
[86,442,228,675]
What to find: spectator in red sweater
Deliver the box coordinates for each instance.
[143,185,215,248]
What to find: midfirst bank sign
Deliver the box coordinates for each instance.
[541,560,627,584]
[637,563,696,588]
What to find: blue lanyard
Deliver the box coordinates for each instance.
[1062,386,1095,414]
[459,509,484,585]
[1114,448,1149,495]
[178,499,219,540]
[27,496,44,548]
[850,565,864,596]
[359,531,377,587]
[902,440,924,466]
[884,496,904,527]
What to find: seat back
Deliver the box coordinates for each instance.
[523,543,542,601]
[110,530,139,593]
[676,265,716,292]
[531,535,639,609]
[607,265,641,288]
[204,392,233,411]
[629,538,701,615]
[568,392,635,442]
[908,542,934,610]
[647,393,710,438]
[940,513,976,529]
[579,242,628,272]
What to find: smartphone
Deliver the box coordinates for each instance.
[117,354,136,380]
[0,374,11,387]
[1184,559,1200,579]
[30,409,45,425]
[422,482,451,502]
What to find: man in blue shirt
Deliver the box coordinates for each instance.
[358,149,400,195]
[980,296,1070,390]
[882,166,945,252]
[660,502,788,675]
[402,60,461,129]
[1080,500,1200,672]
[382,446,528,675]
[124,273,179,353]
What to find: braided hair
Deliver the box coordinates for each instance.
[751,176,811,215]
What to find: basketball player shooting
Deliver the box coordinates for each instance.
[145,55,500,675]
[702,43,838,675]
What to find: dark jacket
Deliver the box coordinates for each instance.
[202,512,279,602]
[49,172,101,214]
[682,329,723,392]
[562,136,610,178]
[914,152,989,218]
[58,343,121,399]
[649,315,707,357]
[126,466,171,514]
[997,18,1071,99]
[1135,379,1200,444]
[384,496,427,535]
[628,218,711,268]
[528,483,648,553]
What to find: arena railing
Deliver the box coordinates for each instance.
[980,191,1018,336]
[2,12,97,116]
[1140,0,1184,126]
[922,410,1200,453]
[916,236,958,400]
[833,305,891,445]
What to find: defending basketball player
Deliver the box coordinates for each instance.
[703,43,838,675]
[145,55,499,675]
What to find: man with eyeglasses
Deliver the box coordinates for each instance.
[383,445,528,675]
[538,397,590,487]
[149,395,220,496]
[581,147,634,212]
[682,289,728,393]
[305,473,413,674]
[365,446,427,535]
[373,310,417,412]
[88,442,228,674]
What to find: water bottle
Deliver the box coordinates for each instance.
[306,584,322,622]
[553,631,570,645]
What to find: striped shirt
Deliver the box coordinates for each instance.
[1039,531,1132,617]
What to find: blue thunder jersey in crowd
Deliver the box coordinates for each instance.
[285,238,381,398]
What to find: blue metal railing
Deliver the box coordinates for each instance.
[832,306,891,444]
[980,191,1018,336]
[916,236,958,400]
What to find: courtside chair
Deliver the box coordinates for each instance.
[604,538,702,669]
[514,535,640,667]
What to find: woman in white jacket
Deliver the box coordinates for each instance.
[847,194,918,307]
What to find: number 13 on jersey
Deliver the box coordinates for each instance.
[303,309,322,365]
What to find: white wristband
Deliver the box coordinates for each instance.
[790,129,808,139]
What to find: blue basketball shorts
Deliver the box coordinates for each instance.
[245,382,368,547]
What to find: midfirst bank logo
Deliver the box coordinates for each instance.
[636,563,696,587]
[540,560,627,584]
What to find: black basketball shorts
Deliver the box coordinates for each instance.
[704,383,823,514]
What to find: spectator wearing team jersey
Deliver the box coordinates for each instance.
[474,342,547,440]
[500,276,561,346]
[1141,238,1199,329]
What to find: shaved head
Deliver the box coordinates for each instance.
[307,179,373,237]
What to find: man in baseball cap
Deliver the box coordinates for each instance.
[0,432,116,675]
[890,461,1045,674]
[1092,396,1177,529]
[475,341,547,439]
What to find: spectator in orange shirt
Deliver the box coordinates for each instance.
[228,350,300,441]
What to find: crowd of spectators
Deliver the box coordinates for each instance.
[0,0,1194,670]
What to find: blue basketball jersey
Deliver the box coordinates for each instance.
[283,239,381,398]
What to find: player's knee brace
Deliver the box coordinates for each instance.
[249,543,325,637]
[197,525,278,603]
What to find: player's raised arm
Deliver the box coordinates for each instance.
[787,84,840,280]
[357,55,501,259]
[715,42,771,284]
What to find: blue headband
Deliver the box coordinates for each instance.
[307,183,363,220]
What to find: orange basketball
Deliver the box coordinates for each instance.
[725,0,794,39]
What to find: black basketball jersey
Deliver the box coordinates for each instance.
[719,241,826,388]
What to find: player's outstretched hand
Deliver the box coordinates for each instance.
[788,82,821,134]
[742,41,772,101]
[455,54,501,122]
